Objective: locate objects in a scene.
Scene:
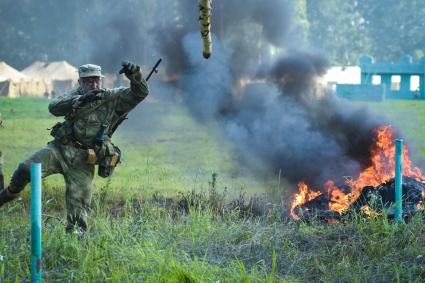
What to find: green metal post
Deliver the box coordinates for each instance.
[31,163,42,282]
[395,139,403,223]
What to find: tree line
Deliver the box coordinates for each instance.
[0,0,424,69]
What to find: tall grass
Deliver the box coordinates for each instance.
[0,189,423,282]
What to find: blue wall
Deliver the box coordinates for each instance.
[336,55,425,101]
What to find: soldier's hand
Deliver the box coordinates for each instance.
[119,61,142,83]
[78,89,105,104]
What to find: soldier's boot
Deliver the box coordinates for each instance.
[0,186,19,207]
[66,215,88,240]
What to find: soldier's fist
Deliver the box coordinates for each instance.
[78,89,105,104]
[119,61,142,83]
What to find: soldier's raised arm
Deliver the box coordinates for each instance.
[48,89,81,117]
[114,61,149,114]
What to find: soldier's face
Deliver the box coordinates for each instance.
[79,76,101,93]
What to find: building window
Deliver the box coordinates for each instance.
[410,75,419,91]
[391,75,400,91]
[372,75,381,85]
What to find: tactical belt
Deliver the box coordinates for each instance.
[69,137,90,150]
[68,137,98,165]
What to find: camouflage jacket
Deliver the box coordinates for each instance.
[48,80,149,147]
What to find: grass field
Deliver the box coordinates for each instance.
[0,96,424,282]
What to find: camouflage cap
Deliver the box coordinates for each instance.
[78,64,104,78]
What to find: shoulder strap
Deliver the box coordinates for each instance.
[108,112,128,137]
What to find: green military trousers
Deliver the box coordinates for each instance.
[8,141,94,231]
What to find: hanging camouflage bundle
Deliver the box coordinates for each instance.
[199,0,212,59]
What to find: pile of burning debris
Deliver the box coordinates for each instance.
[290,126,425,222]
[291,176,425,221]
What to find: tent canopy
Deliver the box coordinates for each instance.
[22,61,78,82]
[0,62,28,81]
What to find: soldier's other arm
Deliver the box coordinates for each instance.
[114,79,149,114]
[48,90,81,117]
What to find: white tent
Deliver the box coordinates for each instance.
[22,61,78,97]
[0,62,50,98]
[22,60,78,82]
[20,61,48,78]
[0,62,28,81]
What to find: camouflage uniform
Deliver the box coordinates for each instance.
[0,63,149,231]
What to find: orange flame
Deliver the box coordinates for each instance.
[290,181,321,220]
[290,125,425,219]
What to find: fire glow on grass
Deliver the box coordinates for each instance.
[290,126,425,220]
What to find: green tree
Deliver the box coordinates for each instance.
[357,0,425,62]
[0,0,82,69]
[306,0,371,65]
[290,0,310,47]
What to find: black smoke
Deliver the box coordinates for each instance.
[150,0,388,188]
[89,17,144,73]
[218,52,385,187]
[77,1,151,73]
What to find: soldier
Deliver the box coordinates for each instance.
[0,61,149,234]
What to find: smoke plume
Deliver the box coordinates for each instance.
[151,0,387,188]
